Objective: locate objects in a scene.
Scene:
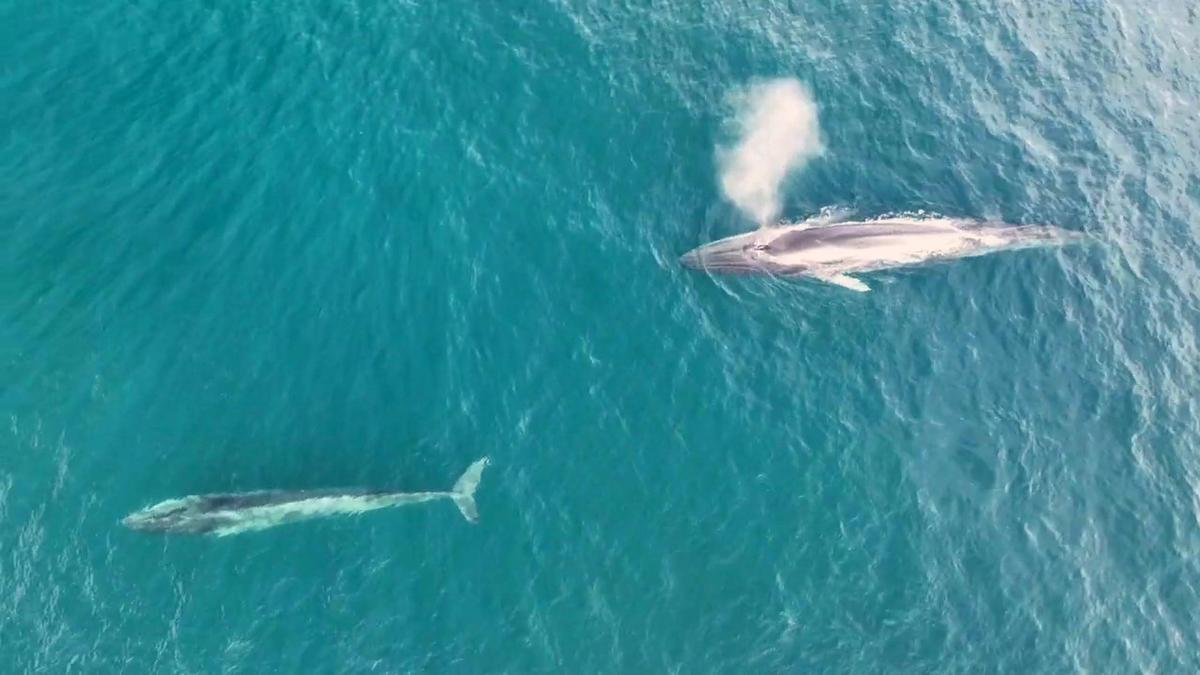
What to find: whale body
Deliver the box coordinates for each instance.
[122,457,489,536]
[680,217,1083,291]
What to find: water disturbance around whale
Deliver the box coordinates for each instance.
[121,458,489,536]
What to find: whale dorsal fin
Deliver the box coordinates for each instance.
[814,273,870,292]
[797,207,856,229]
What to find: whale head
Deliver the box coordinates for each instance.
[680,229,798,275]
[122,497,204,532]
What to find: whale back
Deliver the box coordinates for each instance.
[765,220,965,253]
[193,488,377,512]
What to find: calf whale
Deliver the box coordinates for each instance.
[122,457,489,536]
[680,216,1083,291]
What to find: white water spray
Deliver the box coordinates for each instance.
[718,78,822,227]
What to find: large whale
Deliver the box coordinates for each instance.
[680,217,1082,291]
[122,457,489,536]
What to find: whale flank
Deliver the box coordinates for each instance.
[681,217,1084,292]
[121,457,490,536]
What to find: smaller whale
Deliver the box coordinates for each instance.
[122,457,489,536]
[680,216,1084,292]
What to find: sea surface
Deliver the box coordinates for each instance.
[4,1,1200,672]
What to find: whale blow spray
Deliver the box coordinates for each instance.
[718,78,822,227]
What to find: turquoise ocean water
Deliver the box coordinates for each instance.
[4,1,1200,671]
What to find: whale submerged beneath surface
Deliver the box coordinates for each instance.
[122,457,489,536]
[680,216,1084,291]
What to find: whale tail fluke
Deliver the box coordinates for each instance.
[450,457,489,524]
